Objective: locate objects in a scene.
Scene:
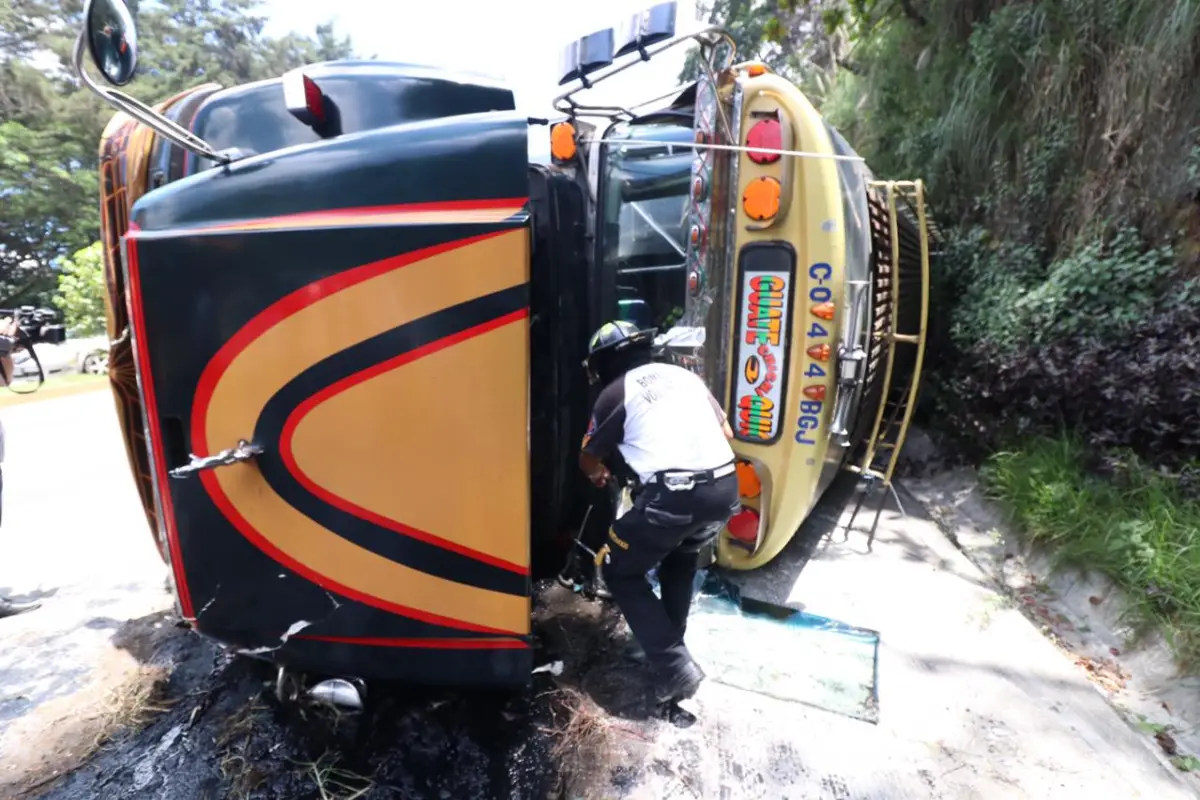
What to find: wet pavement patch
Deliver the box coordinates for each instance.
[687,573,881,723]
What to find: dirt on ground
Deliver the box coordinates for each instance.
[11,580,684,800]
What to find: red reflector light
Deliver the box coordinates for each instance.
[302,76,325,123]
[811,302,835,320]
[803,385,827,401]
[807,343,831,361]
[727,507,760,543]
[746,119,782,164]
[283,70,333,132]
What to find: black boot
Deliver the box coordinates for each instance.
[0,597,39,619]
[654,658,706,705]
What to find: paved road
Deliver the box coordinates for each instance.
[0,389,171,790]
[716,482,1198,799]
[0,389,1194,798]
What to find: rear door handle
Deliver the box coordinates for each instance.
[169,439,263,479]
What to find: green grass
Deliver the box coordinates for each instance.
[0,371,108,406]
[981,435,1200,672]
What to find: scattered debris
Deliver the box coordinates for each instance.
[1157,730,1180,757]
[293,751,373,800]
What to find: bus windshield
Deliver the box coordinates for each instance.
[598,120,693,332]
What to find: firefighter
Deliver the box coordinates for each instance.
[579,320,738,704]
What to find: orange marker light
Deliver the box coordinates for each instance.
[742,176,781,221]
[803,385,827,401]
[746,63,768,77]
[811,302,835,320]
[807,343,831,361]
[550,121,577,162]
[736,461,762,499]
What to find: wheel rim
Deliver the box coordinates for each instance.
[84,354,108,375]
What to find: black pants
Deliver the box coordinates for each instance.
[603,473,739,678]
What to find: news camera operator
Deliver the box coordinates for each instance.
[0,316,39,619]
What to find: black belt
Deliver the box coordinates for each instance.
[645,460,736,491]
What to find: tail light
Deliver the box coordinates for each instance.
[727,507,760,545]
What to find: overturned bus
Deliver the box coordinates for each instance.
[77,0,933,698]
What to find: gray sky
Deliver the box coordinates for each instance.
[259,0,700,123]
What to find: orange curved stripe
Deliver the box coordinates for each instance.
[285,314,531,573]
[192,228,531,634]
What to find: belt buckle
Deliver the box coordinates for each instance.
[663,472,695,492]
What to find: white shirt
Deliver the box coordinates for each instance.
[581,362,734,484]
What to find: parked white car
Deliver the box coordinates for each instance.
[11,335,109,378]
[65,335,110,374]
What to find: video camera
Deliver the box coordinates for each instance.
[0,306,68,355]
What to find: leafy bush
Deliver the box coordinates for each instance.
[936,283,1200,465]
[942,227,1181,356]
[53,241,107,337]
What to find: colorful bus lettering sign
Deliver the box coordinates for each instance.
[737,395,775,440]
[732,265,792,443]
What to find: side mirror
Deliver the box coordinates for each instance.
[85,0,138,86]
[74,0,234,165]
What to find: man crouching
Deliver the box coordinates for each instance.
[579,321,738,705]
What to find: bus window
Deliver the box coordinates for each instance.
[598,121,694,332]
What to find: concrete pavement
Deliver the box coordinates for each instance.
[0,389,171,792]
[553,478,1200,798]
[671,478,1200,798]
[0,388,1194,798]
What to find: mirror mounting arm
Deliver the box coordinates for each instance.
[72,31,235,166]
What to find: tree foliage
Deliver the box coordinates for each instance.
[54,240,106,335]
[681,0,846,97]
[698,0,1200,464]
[0,0,356,310]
